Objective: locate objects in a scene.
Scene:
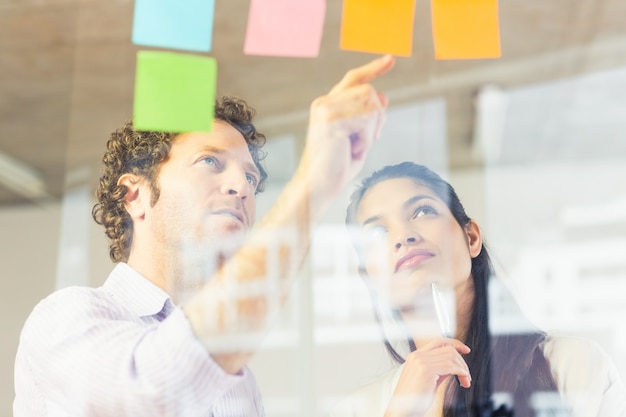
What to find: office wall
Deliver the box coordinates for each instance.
[1,204,60,417]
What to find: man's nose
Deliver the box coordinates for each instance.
[220,168,250,198]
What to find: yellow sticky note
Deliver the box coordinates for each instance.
[432,0,501,60]
[340,0,416,57]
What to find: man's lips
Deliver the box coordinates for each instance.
[394,249,435,273]
[212,208,245,225]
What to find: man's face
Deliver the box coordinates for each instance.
[147,121,260,263]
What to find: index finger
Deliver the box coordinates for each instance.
[329,54,395,95]
[423,337,471,354]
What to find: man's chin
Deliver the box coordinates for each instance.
[215,224,246,238]
[212,228,246,254]
[171,232,245,303]
[207,217,248,237]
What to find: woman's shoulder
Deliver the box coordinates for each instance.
[329,365,403,417]
[542,332,615,370]
[542,332,617,384]
[542,332,626,416]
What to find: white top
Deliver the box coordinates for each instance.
[14,263,265,417]
[331,335,626,417]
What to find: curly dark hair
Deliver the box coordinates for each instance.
[92,96,268,263]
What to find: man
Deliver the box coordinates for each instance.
[14,54,395,416]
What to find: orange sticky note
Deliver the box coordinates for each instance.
[431,0,501,59]
[340,0,416,57]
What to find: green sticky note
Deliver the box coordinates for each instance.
[133,51,217,133]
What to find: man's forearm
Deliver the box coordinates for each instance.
[183,163,329,373]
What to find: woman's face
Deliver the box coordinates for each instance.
[354,177,482,310]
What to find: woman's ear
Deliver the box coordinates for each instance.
[465,219,483,259]
[117,174,149,220]
[357,264,372,285]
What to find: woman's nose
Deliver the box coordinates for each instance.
[394,234,419,250]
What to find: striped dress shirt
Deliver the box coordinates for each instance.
[14,262,265,417]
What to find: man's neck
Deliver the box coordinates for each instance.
[126,243,169,294]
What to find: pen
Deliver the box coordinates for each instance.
[431,282,452,337]
[431,282,463,387]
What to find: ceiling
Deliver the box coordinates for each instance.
[1,0,626,206]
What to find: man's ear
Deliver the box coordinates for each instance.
[117,174,149,220]
[465,219,483,259]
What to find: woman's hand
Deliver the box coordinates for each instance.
[384,338,472,417]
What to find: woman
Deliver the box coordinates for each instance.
[333,162,625,417]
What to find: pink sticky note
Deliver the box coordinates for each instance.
[244,0,326,57]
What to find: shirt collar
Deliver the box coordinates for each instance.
[103,262,174,319]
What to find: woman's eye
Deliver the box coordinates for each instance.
[413,205,437,218]
[363,226,387,242]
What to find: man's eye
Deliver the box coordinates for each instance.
[202,156,218,166]
[246,173,258,187]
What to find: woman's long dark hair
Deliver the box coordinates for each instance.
[345,162,558,417]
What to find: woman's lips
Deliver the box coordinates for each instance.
[394,249,435,273]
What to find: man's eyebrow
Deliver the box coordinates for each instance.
[244,161,260,178]
[200,145,225,154]
[361,195,436,227]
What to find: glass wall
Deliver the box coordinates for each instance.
[2,1,626,416]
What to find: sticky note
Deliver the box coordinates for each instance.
[340,0,416,57]
[244,0,326,57]
[133,51,216,133]
[132,0,215,52]
[431,0,501,59]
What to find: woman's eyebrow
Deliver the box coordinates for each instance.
[403,194,436,210]
[362,215,380,227]
[361,195,437,226]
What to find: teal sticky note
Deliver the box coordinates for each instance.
[133,51,216,133]
[132,0,215,52]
